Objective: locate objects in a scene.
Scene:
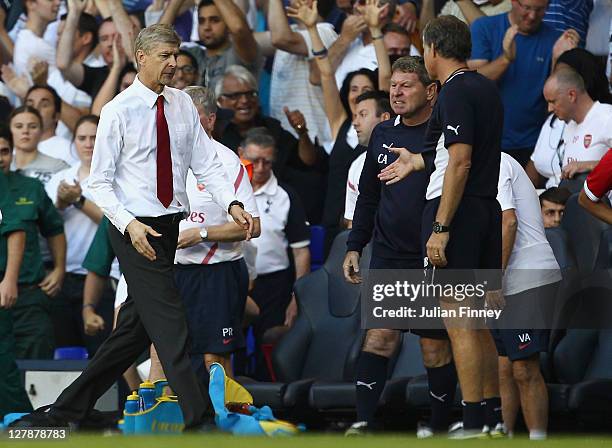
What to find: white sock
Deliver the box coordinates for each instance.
[529,430,547,440]
[507,430,514,438]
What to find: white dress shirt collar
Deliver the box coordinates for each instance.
[132,75,171,108]
[253,173,278,197]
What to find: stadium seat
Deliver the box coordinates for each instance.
[309,225,326,271]
[242,231,371,416]
[307,332,427,415]
[547,330,596,414]
[53,347,89,360]
[545,227,578,272]
[561,193,611,273]
[545,227,581,343]
[594,228,612,270]
[566,330,612,422]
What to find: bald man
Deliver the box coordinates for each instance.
[543,67,612,181]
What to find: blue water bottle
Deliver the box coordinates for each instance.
[154,379,169,398]
[138,381,156,411]
[123,392,139,434]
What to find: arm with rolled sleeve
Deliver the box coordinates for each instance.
[579,149,612,224]
[189,109,237,212]
[88,106,136,234]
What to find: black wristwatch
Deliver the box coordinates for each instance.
[432,221,450,233]
[228,200,244,213]
[73,196,86,209]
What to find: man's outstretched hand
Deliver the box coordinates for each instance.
[378,147,425,185]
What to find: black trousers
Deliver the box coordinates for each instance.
[51,214,210,428]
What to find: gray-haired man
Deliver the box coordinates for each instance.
[12,24,254,431]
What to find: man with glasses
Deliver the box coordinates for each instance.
[169,50,199,90]
[468,0,579,167]
[238,128,311,380]
[216,65,328,224]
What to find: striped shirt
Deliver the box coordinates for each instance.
[544,0,593,45]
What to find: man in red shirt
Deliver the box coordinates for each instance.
[579,149,612,224]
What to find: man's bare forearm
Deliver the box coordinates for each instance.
[207,217,261,242]
[108,0,135,61]
[501,210,517,271]
[47,233,67,273]
[297,133,318,166]
[455,0,486,25]
[159,0,188,25]
[328,33,354,72]
[5,231,26,285]
[293,247,311,279]
[83,271,107,308]
[470,55,511,81]
[56,12,84,85]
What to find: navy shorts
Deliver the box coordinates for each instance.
[490,329,550,361]
[490,282,558,361]
[369,255,448,340]
[174,259,248,355]
[422,196,502,270]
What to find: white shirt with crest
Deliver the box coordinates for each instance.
[562,101,612,167]
[175,139,259,265]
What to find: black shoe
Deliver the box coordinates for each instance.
[8,406,68,428]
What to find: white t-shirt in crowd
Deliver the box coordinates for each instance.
[13,28,56,78]
[344,151,367,221]
[586,0,612,56]
[175,139,259,265]
[440,0,511,23]
[335,36,419,88]
[47,68,93,109]
[38,135,79,167]
[9,14,61,49]
[562,101,612,167]
[531,114,564,188]
[45,164,97,275]
[270,23,338,151]
[497,153,561,296]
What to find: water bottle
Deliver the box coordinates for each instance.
[138,381,156,411]
[123,392,139,434]
[154,379,168,398]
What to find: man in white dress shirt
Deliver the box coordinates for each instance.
[11,24,253,431]
[147,86,260,383]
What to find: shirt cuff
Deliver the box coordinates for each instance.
[346,240,364,255]
[289,240,310,249]
[0,222,26,236]
[114,209,137,235]
[583,180,601,203]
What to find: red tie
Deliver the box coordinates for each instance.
[156,95,173,208]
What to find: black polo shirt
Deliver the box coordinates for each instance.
[424,70,504,201]
[347,116,430,260]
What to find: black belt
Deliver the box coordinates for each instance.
[136,212,186,226]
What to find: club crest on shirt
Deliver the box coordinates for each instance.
[584,134,592,148]
[197,183,206,191]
